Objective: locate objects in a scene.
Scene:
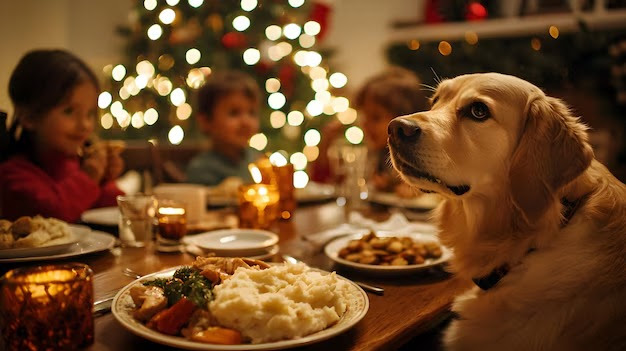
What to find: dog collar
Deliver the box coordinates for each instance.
[473,196,585,291]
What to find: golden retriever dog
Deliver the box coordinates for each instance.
[387,73,626,351]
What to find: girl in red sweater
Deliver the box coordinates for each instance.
[0,49,124,222]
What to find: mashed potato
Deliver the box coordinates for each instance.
[208,262,351,344]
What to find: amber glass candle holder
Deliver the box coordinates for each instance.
[0,263,94,350]
[156,199,187,252]
[237,184,280,230]
[273,163,296,219]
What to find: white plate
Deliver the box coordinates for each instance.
[0,230,116,263]
[324,232,452,275]
[183,229,279,256]
[112,265,369,350]
[367,192,442,210]
[0,225,87,258]
[81,206,120,226]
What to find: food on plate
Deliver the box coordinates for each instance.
[0,216,74,249]
[337,231,442,266]
[126,256,355,345]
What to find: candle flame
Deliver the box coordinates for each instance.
[248,164,263,184]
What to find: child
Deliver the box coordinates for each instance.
[313,67,429,196]
[186,71,261,186]
[0,49,124,222]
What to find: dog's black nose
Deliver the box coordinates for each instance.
[388,118,421,142]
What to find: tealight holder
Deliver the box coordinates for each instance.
[237,184,280,230]
[156,199,187,252]
[0,263,94,350]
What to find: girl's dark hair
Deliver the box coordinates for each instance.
[196,70,260,118]
[1,49,99,160]
[354,66,429,117]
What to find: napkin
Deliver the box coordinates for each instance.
[304,212,438,249]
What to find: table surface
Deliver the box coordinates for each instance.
[2,202,471,351]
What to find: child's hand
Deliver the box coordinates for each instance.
[81,144,107,183]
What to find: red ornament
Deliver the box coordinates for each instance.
[309,1,332,42]
[466,2,488,21]
[221,32,247,49]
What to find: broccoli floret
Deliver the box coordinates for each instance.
[182,277,213,308]
[164,278,184,306]
[142,278,168,290]
[173,266,197,281]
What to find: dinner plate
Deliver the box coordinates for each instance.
[80,206,120,226]
[0,224,87,259]
[183,229,279,256]
[0,230,116,263]
[367,191,442,210]
[112,265,369,350]
[324,232,453,275]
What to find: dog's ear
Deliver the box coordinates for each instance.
[509,95,593,225]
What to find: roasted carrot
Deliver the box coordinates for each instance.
[191,327,243,345]
[147,297,197,335]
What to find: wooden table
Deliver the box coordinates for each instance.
[2,202,471,351]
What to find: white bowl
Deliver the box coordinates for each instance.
[183,229,279,256]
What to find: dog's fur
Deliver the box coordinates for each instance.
[387,73,626,351]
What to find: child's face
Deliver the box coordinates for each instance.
[203,92,259,151]
[25,81,98,156]
[360,99,395,151]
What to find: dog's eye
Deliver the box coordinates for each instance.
[468,102,490,120]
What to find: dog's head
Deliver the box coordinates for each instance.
[388,73,593,224]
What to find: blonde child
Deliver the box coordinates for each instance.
[313,67,429,196]
[186,71,261,186]
[0,49,124,222]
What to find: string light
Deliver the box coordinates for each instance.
[98,92,112,109]
[288,0,305,9]
[306,51,322,66]
[265,78,281,93]
[311,78,329,92]
[287,111,304,126]
[270,152,288,167]
[408,39,420,50]
[135,75,149,89]
[131,112,145,129]
[144,0,157,11]
[332,97,349,113]
[186,69,205,88]
[168,125,184,145]
[170,88,186,106]
[166,0,179,5]
[243,48,260,65]
[186,48,201,64]
[101,113,113,129]
[176,103,192,120]
[110,101,124,117]
[283,23,301,39]
[306,100,323,116]
[265,25,282,40]
[233,15,250,31]
[315,91,331,103]
[304,129,321,146]
[270,111,286,128]
[345,126,364,144]
[549,26,559,39]
[329,72,348,88]
[147,24,163,40]
[188,0,203,8]
[112,65,126,81]
[337,108,357,124]
[241,0,257,11]
[465,31,478,45]
[144,108,159,125]
[294,51,308,66]
[299,34,315,48]
[293,170,309,189]
[303,145,319,161]
[136,60,155,77]
[159,8,176,24]
[438,41,452,56]
[309,66,326,79]
[268,92,286,109]
[290,152,307,170]
[303,21,321,36]
[156,77,173,95]
[249,133,268,150]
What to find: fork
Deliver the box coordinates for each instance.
[93,268,145,316]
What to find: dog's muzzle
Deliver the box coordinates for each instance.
[388,117,421,145]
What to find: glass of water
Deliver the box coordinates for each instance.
[116,194,156,247]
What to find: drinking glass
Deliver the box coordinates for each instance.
[117,194,157,247]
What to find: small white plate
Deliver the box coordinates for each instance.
[324,232,452,276]
[0,230,115,263]
[367,192,442,210]
[0,225,88,259]
[80,206,120,226]
[183,229,279,256]
[295,182,336,203]
[112,265,369,350]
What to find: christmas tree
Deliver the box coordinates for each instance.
[97,0,359,180]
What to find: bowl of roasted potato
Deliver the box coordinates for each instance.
[324,231,452,275]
